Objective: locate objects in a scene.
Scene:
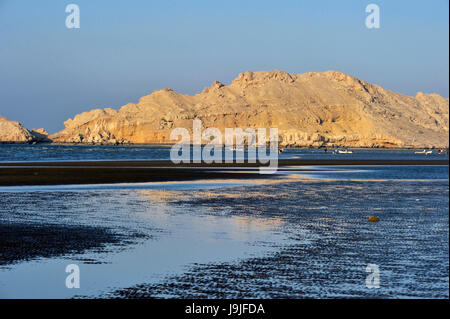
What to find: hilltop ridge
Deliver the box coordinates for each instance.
[2,70,448,148]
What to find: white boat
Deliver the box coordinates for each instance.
[226,146,245,151]
[337,149,353,154]
[414,150,432,155]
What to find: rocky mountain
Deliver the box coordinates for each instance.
[30,128,51,143]
[0,116,50,144]
[9,70,450,148]
[0,116,34,143]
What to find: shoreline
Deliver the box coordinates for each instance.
[1,142,449,150]
[0,159,447,186]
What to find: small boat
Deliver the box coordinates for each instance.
[414,149,432,155]
[338,149,353,154]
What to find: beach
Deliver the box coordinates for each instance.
[0,159,447,186]
[0,146,448,298]
[1,0,448,306]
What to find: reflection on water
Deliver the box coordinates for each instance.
[282,165,449,181]
[120,177,448,298]
[0,180,255,193]
[0,164,448,298]
[0,187,292,298]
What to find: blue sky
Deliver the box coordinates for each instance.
[0,0,448,133]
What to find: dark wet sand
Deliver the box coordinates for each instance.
[0,222,144,267]
[1,162,447,298]
[0,159,447,186]
[108,179,449,298]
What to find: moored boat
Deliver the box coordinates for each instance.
[337,149,353,154]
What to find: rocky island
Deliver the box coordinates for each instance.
[0,116,50,144]
[2,71,449,148]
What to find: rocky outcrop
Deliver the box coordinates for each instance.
[49,70,449,148]
[0,116,36,143]
[31,128,51,143]
[0,117,53,144]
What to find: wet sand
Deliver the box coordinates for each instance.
[0,222,147,267]
[0,164,448,298]
[108,179,449,298]
[0,159,447,186]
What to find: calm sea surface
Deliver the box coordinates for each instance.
[0,144,447,162]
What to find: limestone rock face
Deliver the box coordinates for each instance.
[31,128,51,143]
[51,70,449,148]
[0,116,35,143]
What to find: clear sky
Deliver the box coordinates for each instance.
[0,0,448,133]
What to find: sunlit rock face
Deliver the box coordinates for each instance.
[0,116,36,143]
[50,70,449,148]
